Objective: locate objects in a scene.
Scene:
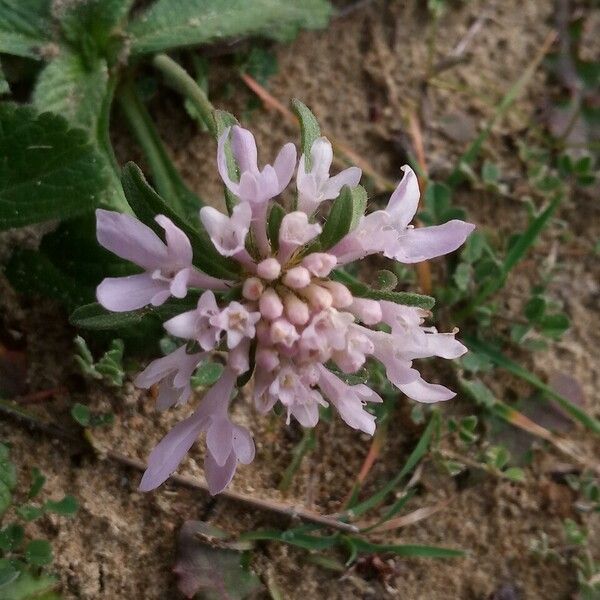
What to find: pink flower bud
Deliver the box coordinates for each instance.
[319,281,353,308]
[301,252,337,277]
[257,258,281,280]
[350,298,382,325]
[259,287,283,320]
[283,293,310,325]
[270,318,300,348]
[282,266,311,289]
[242,277,264,301]
[298,283,332,311]
[256,347,280,371]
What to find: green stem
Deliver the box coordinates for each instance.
[117,79,203,214]
[152,53,217,137]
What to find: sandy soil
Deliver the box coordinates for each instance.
[1,0,599,598]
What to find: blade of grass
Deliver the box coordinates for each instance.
[361,498,451,534]
[338,412,439,520]
[457,193,561,319]
[345,537,464,559]
[446,31,557,189]
[464,337,600,435]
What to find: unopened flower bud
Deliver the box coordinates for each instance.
[301,252,337,277]
[283,293,310,325]
[257,258,281,280]
[242,277,264,301]
[319,281,353,308]
[350,298,382,325]
[282,266,311,289]
[259,287,283,320]
[298,283,332,311]
[270,318,300,348]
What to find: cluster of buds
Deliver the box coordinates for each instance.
[95,116,474,494]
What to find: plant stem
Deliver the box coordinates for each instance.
[152,54,217,137]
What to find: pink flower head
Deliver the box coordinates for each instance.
[99,118,475,495]
[96,210,229,311]
[297,137,362,214]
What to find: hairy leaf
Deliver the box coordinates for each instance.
[0,104,110,229]
[128,0,331,56]
[320,186,366,250]
[0,569,59,600]
[291,98,320,167]
[0,0,52,59]
[32,50,108,134]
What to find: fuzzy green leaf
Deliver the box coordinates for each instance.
[267,203,285,251]
[0,569,59,600]
[319,186,366,250]
[27,469,45,500]
[191,362,224,388]
[32,50,108,135]
[0,0,53,59]
[291,99,320,167]
[128,0,332,56]
[70,303,143,330]
[0,524,24,552]
[0,104,111,230]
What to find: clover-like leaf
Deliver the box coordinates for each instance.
[0,0,53,59]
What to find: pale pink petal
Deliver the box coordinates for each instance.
[186,268,231,291]
[96,209,167,270]
[385,165,421,229]
[97,273,168,312]
[231,126,258,173]
[387,220,476,263]
[155,215,193,267]
[310,137,334,182]
[232,425,255,464]
[321,167,362,200]
[228,338,250,374]
[199,202,251,257]
[290,400,319,428]
[164,309,199,340]
[398,377,456,403]
[206,418,233,467]
[273,142,297,190]
[204,451,237,495]
[139,409,205,491]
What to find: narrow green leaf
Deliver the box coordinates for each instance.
[331,270,435,310]
[320,185,367,249]
[344,413,440,518]
[239,529,338,552]
[464,337,600,434]
[129,0,332,56]
[24,539,52,566]
[0,104,111,229]
[291,99,320,167]
[503,194,561,274]
[0,0,52,58]
[347,537,464,559]
[0,64,9,96]
[70,303,142,331]
[121,162,239,279]
[267,203,285,252]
